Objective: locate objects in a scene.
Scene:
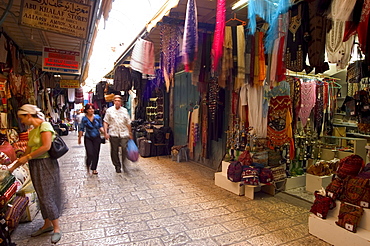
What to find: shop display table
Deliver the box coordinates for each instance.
[309,200,370,245]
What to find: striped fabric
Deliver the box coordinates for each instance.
[130,38,155,75]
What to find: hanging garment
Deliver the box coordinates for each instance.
[113,65,132,92]
[68,88,75,103]
[75,87,84,104]
[130,38,155,75]
[161,25,179,92]
[211,0,226,71]
[9,73,26,97]
[218,26,232,88]
[343,0,370,52]
[192,32,203,86]
[182,0,198,72]
[314,82,324,135]
[267,95,294,157]
[298,80,316,127]
[235,25,245,90]
[285,1,311,73]
[247,84,267,138]
[307,0,329,74]
[188,106,199,159]
[328,0,357,22]
[245,33,254,85]
[326,20,355,69]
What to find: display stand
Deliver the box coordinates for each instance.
[214,161,279,199]
[214,161,245,196]
[305,174,333,193]
[309,200,370,245]
[284,174,306,190]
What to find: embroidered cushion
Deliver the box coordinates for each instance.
[335,202,364,233]
[310,191,336,219]
[241,166,260,186]
[271,165,287,182]
[325,176,345,201]
[339,177,370,208]
[336,154,364,179]
[238,150,253,166]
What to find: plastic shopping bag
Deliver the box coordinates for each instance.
[127,139,139,162]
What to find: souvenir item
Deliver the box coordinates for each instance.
[227,161,243,182]
[310,191,336,219]
[340,177,370,208]
[336,202,364,233]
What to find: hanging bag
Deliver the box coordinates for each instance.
[127,139,139,162]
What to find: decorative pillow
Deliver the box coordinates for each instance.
[310,191,336,219]
[336,202,364,233]
[0,142,16,162]
[12,140,28,158]
[5,195,29,230]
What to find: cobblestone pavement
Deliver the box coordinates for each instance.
[11,133,331,246]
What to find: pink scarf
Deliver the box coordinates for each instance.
[298,80,316,127]
[211,0,225,71]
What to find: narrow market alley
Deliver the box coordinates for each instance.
[11,133,330,246]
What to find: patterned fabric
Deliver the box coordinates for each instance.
[29,158,62,221]
[238,150,253,166]
[340,177,370,208]
[75,87,84,104]
[103,106,131,138]
[182,0,198,72]
[298,80,316,127]
[12,140,28,158]
[310,191,336,219]
[326,177,345,200]
[271,165,287,182]
[5,195,29,230]
[241,166,260,186]
[259,168,273,183]
[336,202,364,233]
[0,182,17,209]
[130,38,155,75]
[336,154,365,179]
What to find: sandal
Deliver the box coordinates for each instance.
[92,170,98,175]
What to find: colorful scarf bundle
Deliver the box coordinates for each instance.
[211,0,225,71]
[182,0,198,72]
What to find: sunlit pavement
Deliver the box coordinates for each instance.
[11,133,330,246]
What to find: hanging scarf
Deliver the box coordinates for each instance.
[314,82,324,135]
[298,80,316,127]
[182,0,198,72]
[219,26,232,88]
[211,0,225,71]
[235,25,245,90]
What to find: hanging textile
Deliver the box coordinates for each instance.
[328,0,357,22]
[0,34,7,63]
[188,106,199,159]
[307,0,329,74]
[211,0,225,71]
[314,82,324,135]
[182,0,198,72]
[201,94,209,158]
[298,80,316,127]
[218,26,232,88]
[267,95,294,158]
[75,87,84,104]
[285,1,311,73]
[160,24,179,92]
[67,88,75,103]
[235,25,245,90]
[130,38,155,76]
[192,32,203,86]
[343,0,370,52]
[113,65,132,92]
[326,20,354,69]
[246,84,267,138]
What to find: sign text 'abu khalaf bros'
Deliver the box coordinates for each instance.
[20,0,91,39]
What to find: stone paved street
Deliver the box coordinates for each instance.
[11,133,331,245]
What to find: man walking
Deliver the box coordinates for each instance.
[104,95,132,173]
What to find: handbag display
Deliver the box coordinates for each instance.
[340,177,370,208]
[310,191,336,219]
[48,134,69,159]
[335,202,364,233]
[270,165,287,182]
[241,166,260,186]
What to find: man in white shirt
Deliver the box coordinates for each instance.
[103,95,132,173]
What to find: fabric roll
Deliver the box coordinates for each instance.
[182,0,198,72]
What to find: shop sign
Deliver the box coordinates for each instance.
[20,0,91,39]
[42,47,81,74]
[60,80,80,88]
